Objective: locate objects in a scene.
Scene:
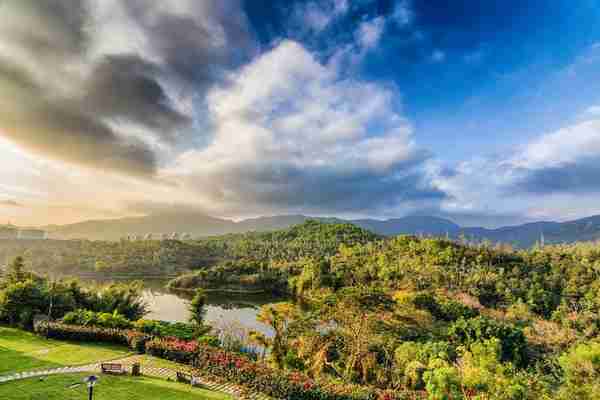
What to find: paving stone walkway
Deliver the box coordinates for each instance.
[0,355,271,400]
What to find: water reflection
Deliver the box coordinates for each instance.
[83,278,284,337]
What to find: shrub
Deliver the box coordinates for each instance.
[193,345,416,400]
[558,342,600,399]
[145,338,199,364]
[133,319,199,340]
[62,309,133,329]
[35,321,128,346]
[198,335,221,347]
[448,317,528,367]
[423,359,461,400]
[127,330,151,354]
[413,292,478,322]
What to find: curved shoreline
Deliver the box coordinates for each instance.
[167,286,273,295]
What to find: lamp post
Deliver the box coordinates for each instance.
[84,375,98,400]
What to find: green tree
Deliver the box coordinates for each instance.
[6,256,27,285]
[189,288,207,326]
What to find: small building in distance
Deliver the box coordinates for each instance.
[0,225,18,239]
[17,229,47,240]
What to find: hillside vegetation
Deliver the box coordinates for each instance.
[39,211,600,247]
[170,224,600,399]
[2,221,600,398]
[0,220,378,278]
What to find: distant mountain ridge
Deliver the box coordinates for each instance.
[36,213,600,248]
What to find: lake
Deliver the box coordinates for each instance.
[83,278,283,337]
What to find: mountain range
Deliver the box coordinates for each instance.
[36,212,600,248]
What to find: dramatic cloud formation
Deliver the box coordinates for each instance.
[1,0,599,226]
[165,41,443,216]
[0,0,254,177]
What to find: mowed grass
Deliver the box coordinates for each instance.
[0,327,130,374]
[0,373,233,400]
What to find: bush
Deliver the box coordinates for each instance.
[145,338,199,364]
[448,317,528,367]
[35,321,129,346]
[199,335,220,347]
[193,345,415,400]
[133,319,199,340]
[558,342,600,399]
[423,359,461,400]
[127,330,151,354]
[413,292,478,322]
[62,309,133,329]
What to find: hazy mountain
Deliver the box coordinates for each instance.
[38,212,600,247]
[460,216,600,248]
[353,216,460,237]
[44,213,237,241]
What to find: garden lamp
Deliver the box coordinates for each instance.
[84,375,98,400]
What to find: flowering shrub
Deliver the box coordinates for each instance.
[34,322,420,400]
[145,338,199,364]
[193,345,418,400]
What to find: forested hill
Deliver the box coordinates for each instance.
[37,212,600,247]
[0,220,379,276]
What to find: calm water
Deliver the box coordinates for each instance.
[84,278,283,337]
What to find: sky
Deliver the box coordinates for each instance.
[1,0,600,227]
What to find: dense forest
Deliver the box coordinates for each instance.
[0,239,214,275]
[168,222,600,399]
[0,220,378,277]
[1,220,600,398]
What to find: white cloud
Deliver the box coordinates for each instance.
[584,105,600,117]
[293,0,350,33]
[357,17,386,50]
[392,1,414,27]
[163,40,438,216]
[435,114,600,222]
[512,120,600,170]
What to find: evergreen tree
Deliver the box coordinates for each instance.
[6,256,26,284]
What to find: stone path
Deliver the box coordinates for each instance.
[0,355,271,400]
[0,363,98,384]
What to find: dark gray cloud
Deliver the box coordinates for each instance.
[0,0,254,177]
[0,56,158,176]
[511,158,600,195]
[178,153,445,216]
[121,0,256,87]
[82,55,190,138]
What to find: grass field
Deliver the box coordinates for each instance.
[0,373,233,400]
[0,327,130,374]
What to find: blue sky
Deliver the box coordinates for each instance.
[1,0,600,227]
[246,0,600,160]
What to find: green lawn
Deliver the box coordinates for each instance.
[0,373,233,400]
[0,327,130,374]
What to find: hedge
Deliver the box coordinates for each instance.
[35,321,129,346]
